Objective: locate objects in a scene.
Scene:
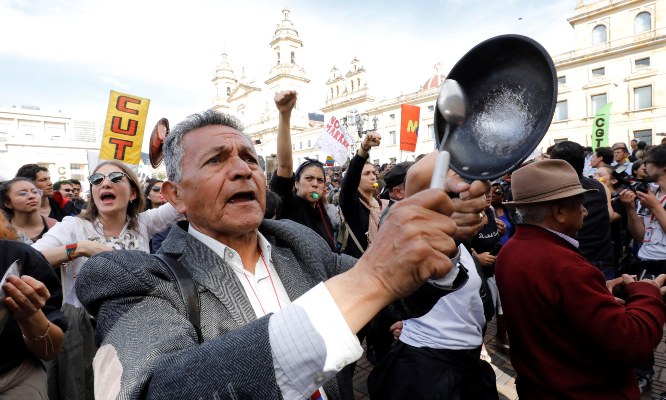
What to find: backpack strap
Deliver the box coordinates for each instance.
[338,209,366,254]
[154,254,202,344]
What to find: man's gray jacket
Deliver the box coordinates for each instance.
[76,219,358,399]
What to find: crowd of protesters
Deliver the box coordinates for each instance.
[1,90,666,400]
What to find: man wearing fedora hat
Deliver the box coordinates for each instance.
[496,159,666,400]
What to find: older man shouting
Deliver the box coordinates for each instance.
[74,109,478,400]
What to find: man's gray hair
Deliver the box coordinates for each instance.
[515,196,582,224]
[164,109,247,182]
[514,203,550,224]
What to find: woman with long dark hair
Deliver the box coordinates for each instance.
[144,179,166,210]
[1,178,57,243]
[269,90,337,251]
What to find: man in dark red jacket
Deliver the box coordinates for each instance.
[496,159,666,400]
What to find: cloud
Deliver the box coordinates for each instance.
[0,0,577,122]
[101,76,129,90]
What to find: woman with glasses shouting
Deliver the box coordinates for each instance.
[32,160,181,308]
[30,160,181,397]
[0,178,57,244]
[270,90,338,252]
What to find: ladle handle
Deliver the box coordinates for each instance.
[430,150,451,190]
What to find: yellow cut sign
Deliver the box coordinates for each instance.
[99,90,150,165]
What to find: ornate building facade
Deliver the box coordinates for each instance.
[215,0,666,172]
[548,0,666,146]
[211,7,446,170]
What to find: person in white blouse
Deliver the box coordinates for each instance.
[32,159,181,399]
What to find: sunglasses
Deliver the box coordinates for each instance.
[88,171,128,186]
[61,188,73,192]
[151,186,162,192]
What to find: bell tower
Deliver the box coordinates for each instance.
[265,7,310,94]
[211,51,237,112]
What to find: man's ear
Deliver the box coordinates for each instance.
[392,185,405,201]
[161,181,187,215]
[552,202,567,224]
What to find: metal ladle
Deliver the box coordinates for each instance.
[430,79,467,189]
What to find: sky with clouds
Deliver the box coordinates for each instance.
[0,0,579,131]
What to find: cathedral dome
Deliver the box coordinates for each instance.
[422,74,446,90]
[421,61,446,90]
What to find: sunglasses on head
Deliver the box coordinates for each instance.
[295,158,324,177]
[88,171,128,186]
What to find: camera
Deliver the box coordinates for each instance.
[611,165,650,194]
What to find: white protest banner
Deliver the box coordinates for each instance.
[316,116,353,165]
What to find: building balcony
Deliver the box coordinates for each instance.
[553,27,666,66]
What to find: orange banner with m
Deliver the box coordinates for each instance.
[400,104,420,152]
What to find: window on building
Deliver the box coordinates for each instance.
[389,114,395,120]
[0,119,12,135]
[389,157,396,164]
[557,76,566,85]
[389,131,396,145]
[292,143,295,150]
[554,138,568,144]
[227,86,231,96]
[634,12,651,33]
[427,105,434,112]
[351,80,354,91]
[357,78,361,89]
[290,51,295,64]
[373,159,380,166]
[18,120,40,139]
[592,67,605,78]
[45,122,65,141]
[634,129,653,145]
[70,164,85,180]
[592,25,607,44]
[428,124,435,139]
[277,52,280,64]
[635,57,650,68]
[299,141,303,149]
[634,129,652,145]
[591,93,607,115]
[70,163,84,172]
[307,139,311,148]
[554,100,568,121]
[634,85,652,109]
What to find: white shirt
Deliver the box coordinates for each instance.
[638,189,666,261]
[33,203,182,308]
[400,245,485,350]
[187,226,363,400]
[188,226,290,317]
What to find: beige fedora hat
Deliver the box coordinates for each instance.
[505,159,596,205]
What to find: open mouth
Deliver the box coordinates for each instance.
[100,193,116,203]
[228,191,256,204]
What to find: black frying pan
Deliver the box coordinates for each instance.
[435,34,557,180]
